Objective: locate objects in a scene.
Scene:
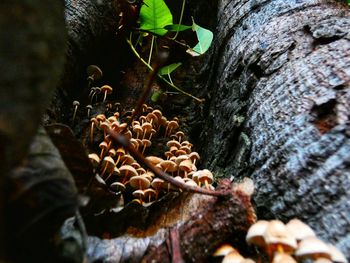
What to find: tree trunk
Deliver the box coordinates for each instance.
[197,0,350,255]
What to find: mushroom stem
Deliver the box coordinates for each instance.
[103,91,108,102]
[204,179,209,189]
[72,101,80,126]
[100,164,108,178]
[90,122,94,145]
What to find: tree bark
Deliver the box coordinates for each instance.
[196,0,350,256]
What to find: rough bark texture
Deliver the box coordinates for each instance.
[196,0,350,256]
[0,0,67,257]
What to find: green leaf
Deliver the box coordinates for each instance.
[159,62,182,75]
[164,24,192,32]
[189,21,213,56]
[139,0,173,36]
[151,90,163,102]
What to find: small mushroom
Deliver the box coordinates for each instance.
[151,178,165,199]
[129,175,150,190]
[179,159,193,178]
[99,141,109,159]
[175,131,185,143]
[143,188,157,203]
[159,160,178,173]
[295,237,331,260]
[264,220,297,255]
[165,120,179,137]
[90,117,99,144]
[88,153,100,169]
[87,65,103,83]
[100,156,115,178]
[222,250,244,263]
[110,181,126,192]
[198,169,213,189]
[119,165,138,183]
[246,220,270,248]
[72,100,80,126]
[86,105,93,118]
[146,156,163,166]
[141,139,151,154]
[100,85,113,102]
[285,219,316,242]
[132,189,145,203]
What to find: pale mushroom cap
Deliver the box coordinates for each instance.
[142,122,152,132]
[212,244,235,257]
[142,139,152,147]
[222,251,244,263]
[295,237,331,259]
[108,148,116,157]
[167,140,181,148]
[152,109,162,120]
[101,156,115,172]
[146,156,164,165]
[136,167,146,175]
[129,175,151,190]
[175,131,185,139]
[328,244,348,263]
[99,141,109,149]
[96,114,106,122]
[88,153,100,168]
[132,189,145,199]
[264,220,297,252]
[179,145,191,154]
[101,85,113,94]
[73,100,80,106]
[121,154,135,165]
[116,147,126,155]
[169,145,178,154]
[246,220,270,247]
[198,169,214,184]
[130,162,141,169]
[119,165,138,178]
[286,219,316,241]
[179,159,193,172]
[110,182,126,192]
[185,178,198,187]
[151,178,165,190]
[167,120,179,130]
[146,112,158,123]
[175,155,189,165]
[272,252,297,263]
[160,160,178,172]
[189,151,200,162]
[143,188,157,200]
[233,177,255,196]
[175,149,187,156]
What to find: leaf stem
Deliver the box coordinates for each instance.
[148,36,155,65]
[171,0,186,40]
[126,38,204,103]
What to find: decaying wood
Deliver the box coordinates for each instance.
[85,179,255,262]
[195,0,350,257]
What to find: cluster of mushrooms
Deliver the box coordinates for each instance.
[213,219,347,263]
[87,103,214,205]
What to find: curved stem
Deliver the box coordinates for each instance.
[171,0,186,40]
[148,36,155,65]
[126,38,204,103]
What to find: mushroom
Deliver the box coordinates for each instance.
[143,188,157,203]
[179,159,193,178]
[119,165,138,184]
[114,147,125,166]
[213,244,236,257]
[159,160,178,174]
[110,182,126,192]
[86,105,93,118]
[72,100,80,125]
[132,189,145,203]
[146,156,163,166]
[246,220,270,248]
[141,122,153,139]
[99,141,109,159]
[121,154,135,165]
[141,139,151,154]
[129,175,150,190]
[263,220,297,255]
[146,112,158,126]
[88,153,100,169]
[100,156,115,178]
[105,166,120,182]
[151,178,165,199]
[86,65,103,83]
[285,219,316,242]
[198,169,214,189]
[295,237,331,260]
[165,120,179,137]
[133,124,143,139]
[90,87,101,104]
[175,131,185,143]
[90,117,99,144]
[100,85,113,102]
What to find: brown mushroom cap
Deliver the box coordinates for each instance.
[119,165,138,178]
[110,182,126,192]
[146,156,164,165]
[286,219,316,242]
[169,146,178,154]
[136,167,146,175]
[99,141,109,150]
[116,147,126,156]
[100,85,113,94]
[88,153,101,168]
[152,109,162,120]
[108,148,116,157]
[175,155,189,165]
[246,220,270,247]
[164,151,173,159]
[143,188,157,201]
[179,145,191,154]
[129,175,151,190]
[96,114,106,122]
[295,237,331,259]
[189,152,200,162]
[151,178,165,190]
[179,159,193,173]
[264,220,297,253]
[160,160,178,172]
[130,162,141,169]
[167,120,179,130]
[146,112,158,124]
[198,169,214,184]
[167,140,181,148]
[175,149,187,156]
[142,139,152,148]
[142,122,153,133]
